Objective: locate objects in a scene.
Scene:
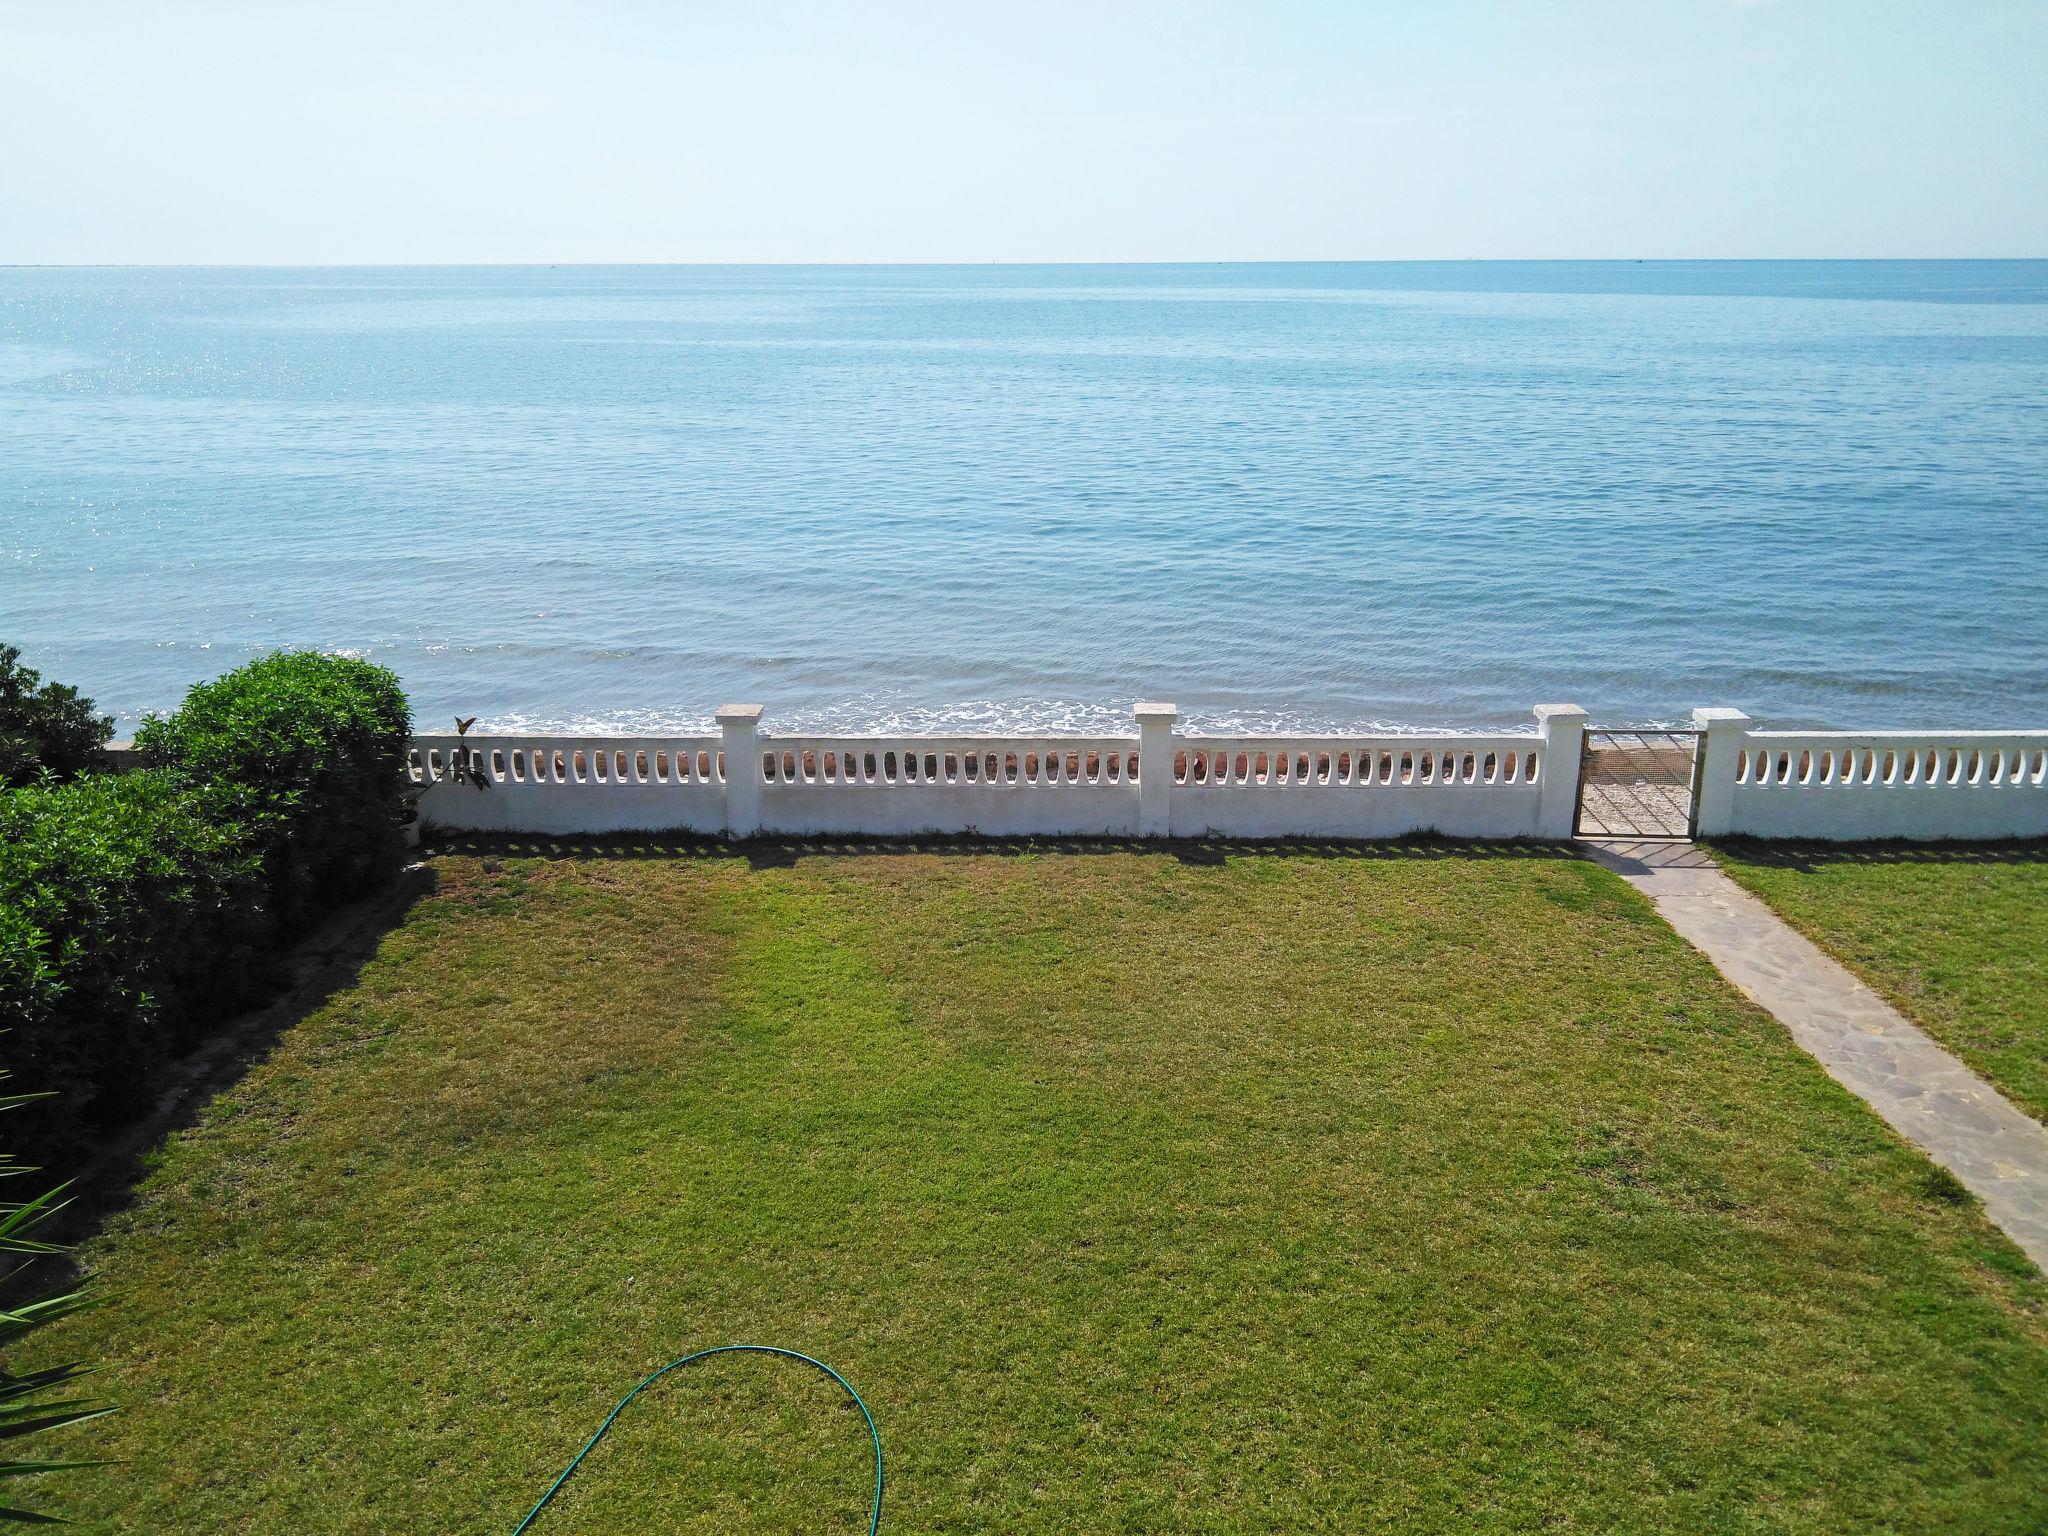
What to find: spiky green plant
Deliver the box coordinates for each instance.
[0,1080,110,1524]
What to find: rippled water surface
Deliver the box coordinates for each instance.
[4,262,2045,735]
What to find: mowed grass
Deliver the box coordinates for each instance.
[1714,842,2048,1124]
[49,843,2048,1533]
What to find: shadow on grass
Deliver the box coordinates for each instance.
[22,862,443,1282]
[1710,837,2048,874]
[422,831,1585,870]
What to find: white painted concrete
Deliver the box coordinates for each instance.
[1168,734,1546,840]
[1690,707,1751,838]
[1135,702,1177,838]
[717,704,764,837]
[756,736,1142,838]
[408,735,725,835]
[409,706,2048,844]
[1533,704,1588,839]
[412,706,1562,840]
[1710,729,2048,842]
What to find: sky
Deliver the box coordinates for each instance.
[2,0,2044,264]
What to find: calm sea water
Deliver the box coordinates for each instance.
[4,262,2045,737]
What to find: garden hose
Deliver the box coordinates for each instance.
[510,1344,884,1534]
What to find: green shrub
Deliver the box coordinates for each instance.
[0,651,411,1164]
[137,652,412,930]
[0,645,112,790]
[0,773,265,1160]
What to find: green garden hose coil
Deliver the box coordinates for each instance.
[511,1344,884,1534]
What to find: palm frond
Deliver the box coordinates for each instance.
[0,1068,111,1523]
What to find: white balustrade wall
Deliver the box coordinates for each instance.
[1692,709,2048,842]
[1165,734,1550,840]
[408,702,1588,841]
[755,734,1144,837]
[407,734,727,835]
[407,704,2048,844]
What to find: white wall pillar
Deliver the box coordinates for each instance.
[1533,703,1588,839]
[1135,701,1178,838]
[1691,707,1752,838]
[716,704,765,837]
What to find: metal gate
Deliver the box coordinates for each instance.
[1575,730,1702,838]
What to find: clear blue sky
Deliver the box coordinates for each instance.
[3,0,2043,264]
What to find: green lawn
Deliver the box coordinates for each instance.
[1714,842,2048,1124]
[47,843,2048,1533]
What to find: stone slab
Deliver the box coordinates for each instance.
[1583,838,2048,1271]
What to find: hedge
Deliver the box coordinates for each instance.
[1,652,412,1165]
[0,772,262,1152]
[137,651,412,929]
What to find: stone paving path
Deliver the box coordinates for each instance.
[1583,838,2048,1271]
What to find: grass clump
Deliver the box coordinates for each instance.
[48,845,2048,1532]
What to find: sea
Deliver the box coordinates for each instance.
[4,261,2045,738]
